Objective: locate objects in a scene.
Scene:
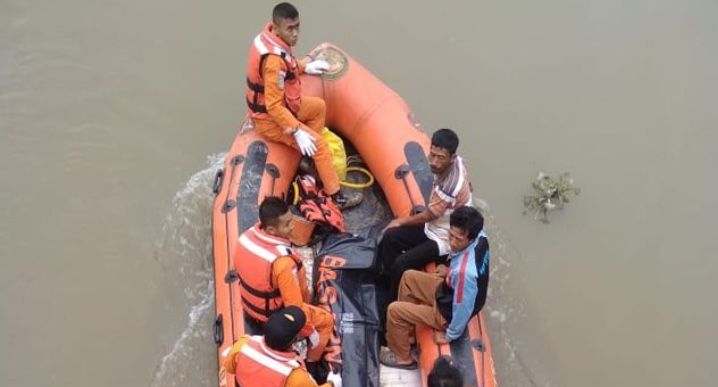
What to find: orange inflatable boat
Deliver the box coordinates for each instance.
[212,43,497,387]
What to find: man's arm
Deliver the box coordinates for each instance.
[286,367,333,387]
[299,56,309,73]
[445,268,478,341]
[273,257,305,307]
[222,336,250,374]
[384,187,450,230]
[273,257,315,336]
[298,265,312,303]
[262,55,301,131]
[384,210,434,230]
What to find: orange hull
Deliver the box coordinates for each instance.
[302,43,434,217]
[212,43,497,387]
[211,123,300,387]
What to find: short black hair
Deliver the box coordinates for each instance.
[449,206,484,240]
[427,356,464,387]
[259,196,289,228]
[431,128,459,155]
[272,2,299,23]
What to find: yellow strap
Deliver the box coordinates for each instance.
[292,182,300,205]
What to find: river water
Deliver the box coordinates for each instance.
[2,1,717,386]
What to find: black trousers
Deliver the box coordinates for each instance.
[377,225,444,332]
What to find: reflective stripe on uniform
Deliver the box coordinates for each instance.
[238,232,278,263]
[253,34,269,55]
[239,344,293,376]
[239,336,300,376]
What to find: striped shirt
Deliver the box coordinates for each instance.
[424,155,473,255]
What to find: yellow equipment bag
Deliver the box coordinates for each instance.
[321,127,347,181]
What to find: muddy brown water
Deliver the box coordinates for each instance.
[2,1,717,386]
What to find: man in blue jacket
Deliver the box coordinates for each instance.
[379,206,489,369]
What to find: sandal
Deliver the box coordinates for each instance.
[379,349,418,370]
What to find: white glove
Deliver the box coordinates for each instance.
[326,371,342,387]
[304,60,330,75]
[308,329,320,349]
[293,128,317,157]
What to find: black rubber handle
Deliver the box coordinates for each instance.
[212,169,225,195]
[214,314,224,345]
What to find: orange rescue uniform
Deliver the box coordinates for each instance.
[234,224,334,362]
[246,23,340,195]
[224,335,332,387]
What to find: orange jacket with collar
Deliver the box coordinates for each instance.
[233,224,313,334]
[224,335,332,387]
[246,22,306,129]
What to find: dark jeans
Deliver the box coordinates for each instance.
[377,225,444,330]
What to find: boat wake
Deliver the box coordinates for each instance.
[149,153,225,387]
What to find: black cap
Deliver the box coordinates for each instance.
[264,306,306,350]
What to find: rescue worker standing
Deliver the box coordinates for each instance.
[224,306,342,387]
[246,2,347,206]
[234,196,334,364]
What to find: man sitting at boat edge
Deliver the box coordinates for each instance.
[233,197,334,366]
[377,128,474,324]
[245,2,352,208]
[380,206,490,369]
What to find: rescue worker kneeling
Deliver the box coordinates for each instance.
[234,196,334,363]
[224,306,342,387]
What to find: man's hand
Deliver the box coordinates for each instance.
[304,60,330,75]
[382,218,403,232]
[307,329,320,349]
[293,128,317,157]
[433,330,449,344]
[434,264,449,278]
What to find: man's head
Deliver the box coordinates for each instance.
[259,196,293,239]
[271,2,300,47]
[427,355,464,387]
[264,306,306,351]
[428,128,459,175]
[448,206,484,253]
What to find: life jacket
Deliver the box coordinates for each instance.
[234,224,303,322]
[295,175,345,233]
[233,335,303,387]
[246,22,302,120]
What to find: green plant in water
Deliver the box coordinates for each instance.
[523,172,580,223]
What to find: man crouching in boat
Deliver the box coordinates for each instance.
[246,3,350,207]
[234,197,335,369]
[380,206,489,369]
[224,306,342,387]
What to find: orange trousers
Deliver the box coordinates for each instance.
[302,303,335,362]
[254,96,340,196]
[386,270,448,362]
